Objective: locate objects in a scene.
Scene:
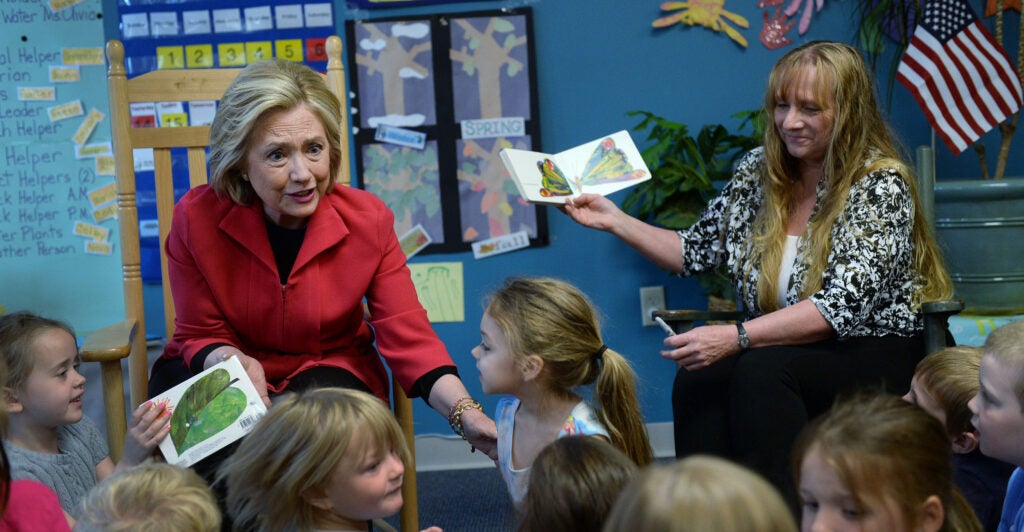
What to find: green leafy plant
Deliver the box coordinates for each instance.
[622,109,764,299]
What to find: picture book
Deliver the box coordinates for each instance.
[499,130,651,205]
[154,356,267,467]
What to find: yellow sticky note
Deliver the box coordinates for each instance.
[274,39,304,62]
[245,41,272,64]
[48,100,84,122]
[75,143,111,159]
[62,48,104,65]
[72,108,105,145]
[18,87,55,101]
[156,46,185,70]
[74,221,109,242]
[88,182,117,207]
[50,66,80,83]
[408,262,464,323]
[95,156,115,176]
[92,203,117,223]
[160,113,188,128]
[85,240,113,255]
[218,43,246,67]
[50,0,84,11]
[186,44,215,68]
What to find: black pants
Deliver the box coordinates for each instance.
[149,358,372,530]
[671,334,923,510]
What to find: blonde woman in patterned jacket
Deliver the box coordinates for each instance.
[564,40,952,509]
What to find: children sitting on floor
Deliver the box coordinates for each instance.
[0,311,170,515]
[796,393,981,532]
[904,345,1015,531]
[473,276,653,509]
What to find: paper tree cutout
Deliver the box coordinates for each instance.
[653,0,751,48]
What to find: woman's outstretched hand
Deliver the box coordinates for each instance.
[205,346,271,408]
[461,407,498,460]
[561,194,624,232]
[661,324,742,371]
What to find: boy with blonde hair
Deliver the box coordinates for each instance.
[968,320,1024,531]
[906,346,1014,530]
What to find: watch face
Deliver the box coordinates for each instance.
[737,325,750,349]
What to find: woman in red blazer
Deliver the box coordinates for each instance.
[149,59,497,459]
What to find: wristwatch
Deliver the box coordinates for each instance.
[736,323,751,351]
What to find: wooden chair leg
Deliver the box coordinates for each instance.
[394,387,418,532]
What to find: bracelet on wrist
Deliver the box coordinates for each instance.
[448,397,483,440]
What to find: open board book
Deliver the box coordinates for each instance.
[499,130,651,204]
[153,356,267,467]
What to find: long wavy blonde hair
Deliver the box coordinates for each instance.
[750,41,951,312]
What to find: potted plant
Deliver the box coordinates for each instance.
[622,109,764,310]
[853,0,1024,314]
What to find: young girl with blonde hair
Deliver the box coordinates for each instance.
[473,276,653,508]
[219,387,436,532]
[794,393,981,532]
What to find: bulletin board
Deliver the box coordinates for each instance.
[346,7,548,255]
[0,0,124,334]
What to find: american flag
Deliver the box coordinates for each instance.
[896,0,1023,154]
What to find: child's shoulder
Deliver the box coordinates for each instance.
[560,400,608,438]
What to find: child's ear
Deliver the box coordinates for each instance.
[521,355,544,381]
[919,494,945,532]
[952,431,980,454]
[3,387,22,414]
[300,485,334,511]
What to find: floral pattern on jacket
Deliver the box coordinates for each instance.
[678,147,924,338]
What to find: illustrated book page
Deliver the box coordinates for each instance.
[499,130,651,204]
[153,356,267,467]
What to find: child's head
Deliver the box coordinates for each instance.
[602,455,796,532]
[475,276,653,465]
[904,345,983,452]
[518,435,637,532]
[968,320,1024,467]
[794,393,981,532]
[74,462,220,532]
[221,387,411,532]
[0,311,83,428]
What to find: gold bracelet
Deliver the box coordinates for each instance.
[448,397,483,440]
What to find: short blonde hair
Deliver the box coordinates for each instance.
[219,388,410,531]
[208,59,343,205]
[983,320,1024,407]
[603,456,797,532]
[914,345,983,435]
[74,462,220,532]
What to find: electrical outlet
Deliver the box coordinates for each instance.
[639,286,665,326]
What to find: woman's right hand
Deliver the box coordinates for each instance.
[204,346,271,407]
[562,193,625,232]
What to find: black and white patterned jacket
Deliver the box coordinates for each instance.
[678,147,923,338]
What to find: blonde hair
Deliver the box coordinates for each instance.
[75,462,220,532]
[915,345,984,435]
[750,40,951,311]
[0,311,76,391]
[219,388,411,531]
[485,277,653,466]
[793,393,981,532]
[603,455,797,532]
[518,436,638,532]
[208,59,343,205]
[982,320,1024,407]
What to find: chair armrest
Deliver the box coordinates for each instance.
[653,309,746,333]
[922,299,964,355]
[80,319,137,363]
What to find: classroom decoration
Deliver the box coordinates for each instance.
[0,0,125,334]
[896,0,1023,154]
[985,0,1022,16]
[347,0,480,8]
[758,5,797,49]
[347,8,548,255]
[652,0,751,48]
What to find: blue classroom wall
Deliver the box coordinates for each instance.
[92,0,1024,436]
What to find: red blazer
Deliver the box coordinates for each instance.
[160,184,453,403]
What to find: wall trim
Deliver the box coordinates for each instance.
[413,421,674,472]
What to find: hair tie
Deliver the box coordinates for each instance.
[594,344,608,361]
